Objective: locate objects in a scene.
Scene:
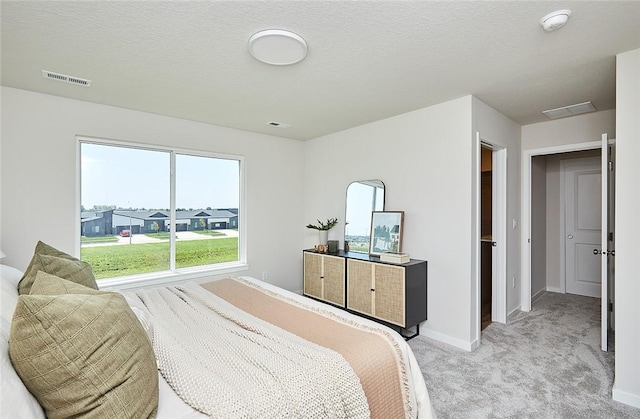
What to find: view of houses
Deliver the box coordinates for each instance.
[81,208,239,237]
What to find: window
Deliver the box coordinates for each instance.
[79,139,243,282]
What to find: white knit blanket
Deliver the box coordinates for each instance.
[129,284,370,418]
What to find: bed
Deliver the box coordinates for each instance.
[1,257,434,418]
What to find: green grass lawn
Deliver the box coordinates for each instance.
[81,235,119,244]
[81,238,238,279]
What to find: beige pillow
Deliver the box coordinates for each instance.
[18,241,76,286]
[18,254,97,295]
[29,270,101,296]
[10,275,158,418]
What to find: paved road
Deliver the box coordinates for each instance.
[82,230,237,247]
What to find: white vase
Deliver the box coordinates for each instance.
[318,230,329,245]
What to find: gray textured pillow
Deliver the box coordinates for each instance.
[10,276,158,418]
[18,254,97,295]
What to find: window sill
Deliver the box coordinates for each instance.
[96,262,249,291]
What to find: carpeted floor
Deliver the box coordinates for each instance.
[408,292,640,418]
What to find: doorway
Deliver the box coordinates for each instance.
[474,134,507,343]
[522,136,615,351]
[480,146,493,330]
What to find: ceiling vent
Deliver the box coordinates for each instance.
[42,70,92,87]
[267,121,291,128]
[542,101,596,119]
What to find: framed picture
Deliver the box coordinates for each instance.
[369,211,404,256]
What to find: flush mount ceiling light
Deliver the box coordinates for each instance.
[542,101,596,119]
[248,29,307,66]
[540,9,572,32]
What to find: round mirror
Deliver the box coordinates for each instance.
[345,180,385,253]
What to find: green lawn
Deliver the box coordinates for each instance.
[81,235,119,244]
[81,238,238,279]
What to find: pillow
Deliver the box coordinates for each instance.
[18,254,97,295]
[18,241,77,287]
[10,280,159,418]
[1,328,45,419]
[1,267,22,329]
[120,291,154,342]
[0,264,25,288]
[1,265,46,418]
[29,270,101,296]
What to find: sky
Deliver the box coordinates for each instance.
[81,142,239,210]
[345,181,384,236]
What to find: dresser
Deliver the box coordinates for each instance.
[303,250,427,338]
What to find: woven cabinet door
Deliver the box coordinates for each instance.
[322,255,345,306]
[347,259,374,316]
[303,252,322,299]
[374,264,406,327]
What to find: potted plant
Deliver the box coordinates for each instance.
[306,218,338,246]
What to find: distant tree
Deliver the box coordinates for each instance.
[93,204,116,211]
[152,221,160,235]
[206,206,212,210]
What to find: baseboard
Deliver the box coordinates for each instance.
[546,286,562,293]
[532,288,546,303]
[420,327,475,352]
[613,385,640,408]
[507,305,521,318]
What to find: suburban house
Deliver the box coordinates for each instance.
[80,209,239,236]
[1,1,639,413]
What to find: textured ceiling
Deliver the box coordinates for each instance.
[2,1,639,140]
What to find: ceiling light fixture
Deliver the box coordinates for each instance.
[542,101,596,119]
[540,10,572,32]
[248,29,308,66]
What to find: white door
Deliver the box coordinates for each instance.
[564,157,602,298]
[600,134,615,351]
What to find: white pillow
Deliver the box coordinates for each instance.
[0,264,24,288]
[0,265,45,418]
[117,291,154,342]
[1,328,45,418]
[0,265,23,331]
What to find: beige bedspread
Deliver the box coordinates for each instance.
[132,283,370,418]
[202,277,414,418]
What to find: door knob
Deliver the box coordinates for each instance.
[491,242,497,247]
[567,234,574,239]
[593,249,602,255]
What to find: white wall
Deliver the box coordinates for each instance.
[530,156,546,298]
[0,87,305,291]
[472,97,521,325]
[303,95,522,349]
[612,48,640,408]
[522,109,615,150]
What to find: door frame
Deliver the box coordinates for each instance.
[474,133,507,345]
[520,140,600,312]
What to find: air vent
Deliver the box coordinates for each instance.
[42,70,92,87]
[542,101,596,119]
[267,121,291,128]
